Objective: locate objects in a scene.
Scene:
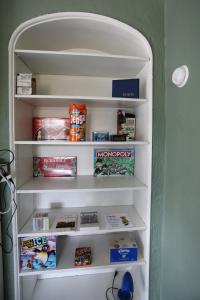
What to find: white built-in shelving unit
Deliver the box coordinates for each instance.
[9,12,152,300]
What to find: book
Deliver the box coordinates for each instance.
[93,148,135,176]
[105,213,133,229]
[74,247,92,266]
[112,78,139,98]
[79,211,99,231]
[51,215,77,231]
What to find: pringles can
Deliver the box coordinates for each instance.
[69,104,87,141]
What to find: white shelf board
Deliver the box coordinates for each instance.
[16,176,147,194]
[15,94,148,108]
[19,233,145,277]
[14,140,149,146]
[18,205,146,238]
[15,49,149,77]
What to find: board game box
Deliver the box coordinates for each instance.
[33,156,77,177]
[74,247,92,266]
[112,78,139,98]
[93,148,135,176]
[33,117,70,140]
[117,110,136,141]
[20,236,56,271]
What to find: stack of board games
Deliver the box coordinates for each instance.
[32,212,49,231]
[79,211,99,231]
[33,156,77,177]
[74,247,92,266]
[52,215,77,231]
[93,148,135,176]
[20,236,56,271]
[33,117,70,141]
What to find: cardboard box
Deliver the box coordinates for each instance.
[110,237,138,263]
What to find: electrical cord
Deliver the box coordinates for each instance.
[0,168,14,215]
[106,287,119,300]
[0,149,14,166]
[112,271,118,300]
[105,271,119,300]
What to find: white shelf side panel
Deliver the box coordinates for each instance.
[18,205,146,237]
[19,233,145,278]
[15,49,149,78]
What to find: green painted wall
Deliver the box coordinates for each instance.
[161,0,200,299]
[0,1,165,299]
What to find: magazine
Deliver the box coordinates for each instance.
[94,148,135,176]
[79,211,99,231]
[105,213,133,229]
[51,215,77,231]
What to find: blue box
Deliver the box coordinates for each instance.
[92,131,109,142]
[110,238,138,263]
[112,79,139,98]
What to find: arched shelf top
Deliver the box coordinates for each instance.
[9,12,152,59]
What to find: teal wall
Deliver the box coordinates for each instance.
[161,0,200,299]
[0,1,165,299]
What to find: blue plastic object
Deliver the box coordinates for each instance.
[118,272,134,300]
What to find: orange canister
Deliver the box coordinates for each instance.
[69,104,87,141]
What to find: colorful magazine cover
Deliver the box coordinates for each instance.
[93,148,135,176]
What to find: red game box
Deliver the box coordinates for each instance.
[33,117,70,140]
[33,157,77,177]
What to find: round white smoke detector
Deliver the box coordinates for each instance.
[172,65,189,88]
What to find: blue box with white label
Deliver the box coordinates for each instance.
[112,79,139,98]
[110,238,138,263]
